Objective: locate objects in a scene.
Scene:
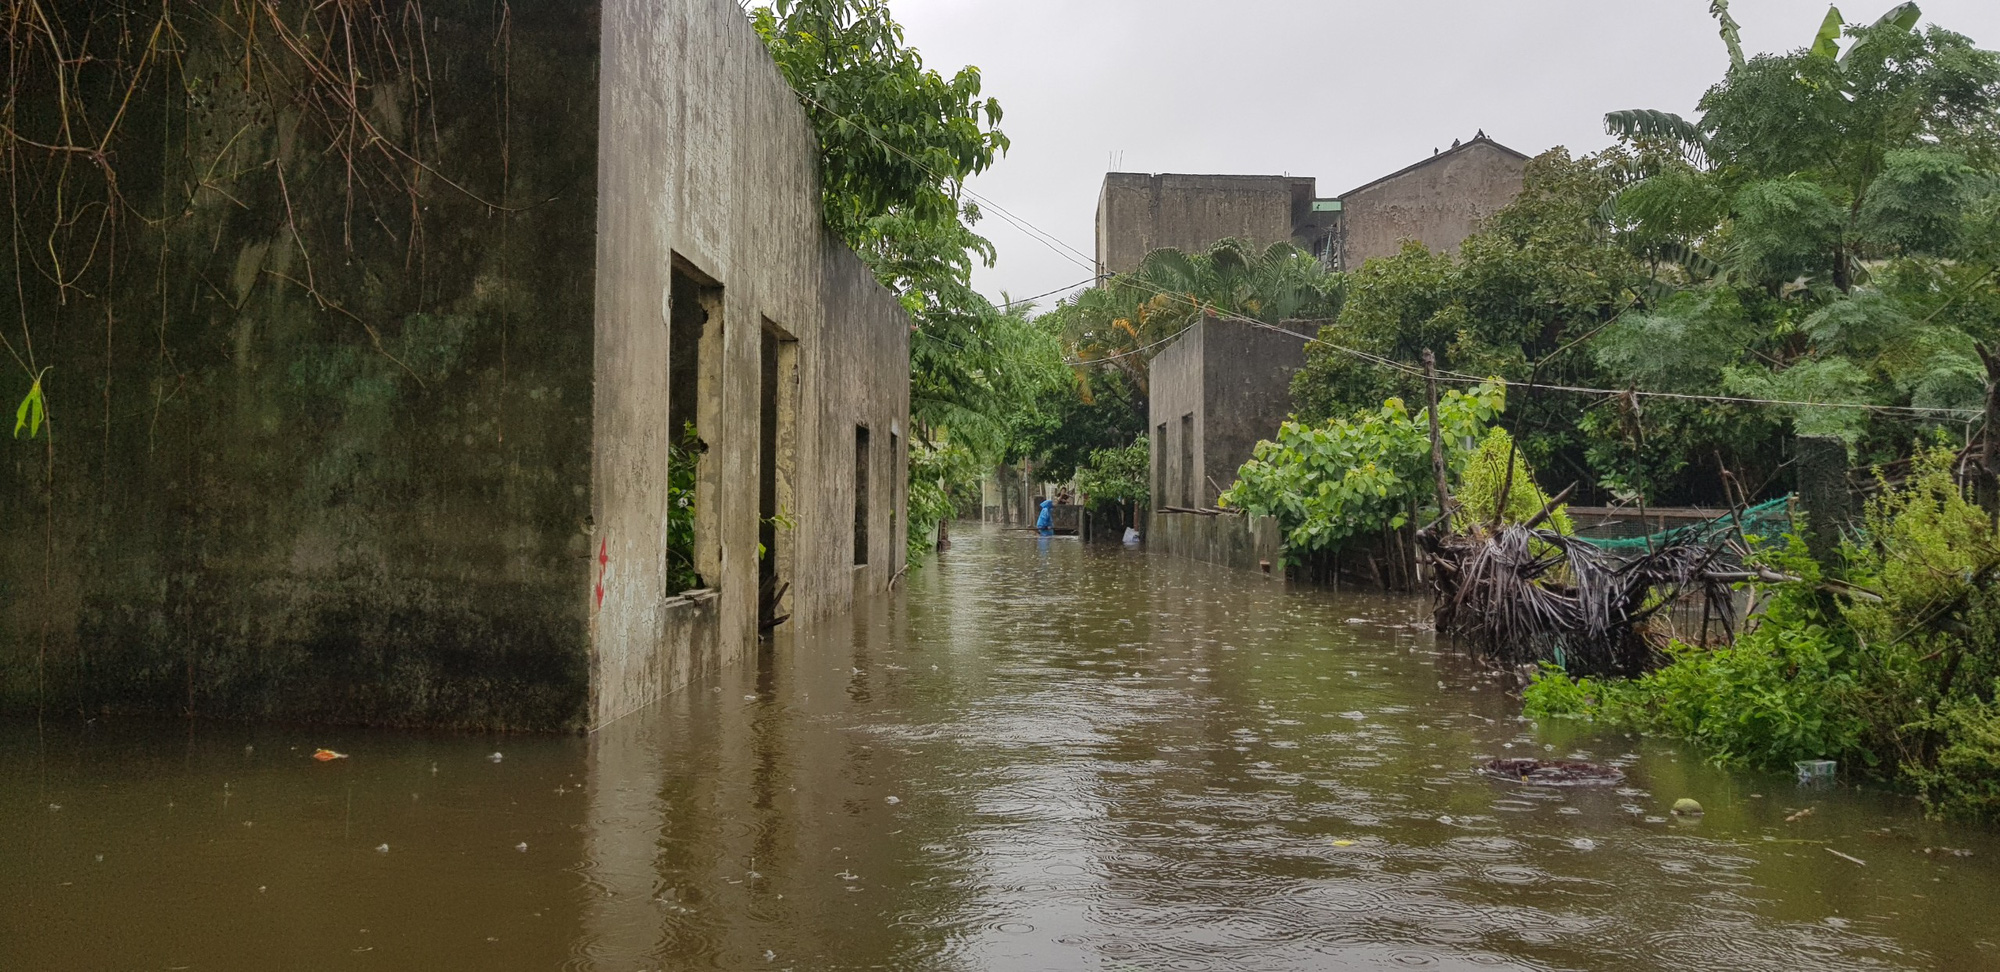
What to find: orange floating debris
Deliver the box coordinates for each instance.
[312,749,349,762]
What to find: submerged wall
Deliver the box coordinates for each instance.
[1,0,910,732]
[0,0,601,729]
[1149,512,1282,576]
[1148,318,1308,510]
[590,0,909,729]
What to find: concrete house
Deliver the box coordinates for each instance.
[1117,136,1527,572]
[1330,134,1531,268]
[1095,134,1530,275]
[1148,317,1317,511]
[0,0,908,732]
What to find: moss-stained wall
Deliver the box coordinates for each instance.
[0,1,600,729]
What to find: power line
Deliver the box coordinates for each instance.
[1004,275,1100,309]
[787,89,1981,422]
[1063,320,1201,366]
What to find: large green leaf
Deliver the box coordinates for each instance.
[1711,0,1746,70]
[1810,6,1845,60]
[1871,1,1920,32]
[1840,2,1921,65]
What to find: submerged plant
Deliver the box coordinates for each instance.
[1525,449,2000,823]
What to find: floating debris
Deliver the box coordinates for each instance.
[1826,847,1867,866]
[1786,807,1816,823]
[375,844,390,854]
[488,752,504,763]
[1479,758,1626,786]
[1672,798,1704,816]
[312,749,348,762]
[1924,846,1974,858]
[516,842,529,852]
[884,796,901,805]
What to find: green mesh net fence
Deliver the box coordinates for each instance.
[1573,496,1793,552]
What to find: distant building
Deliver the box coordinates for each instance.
[1125,136,1528,573]
[1095,174,1318,278]
[1094,133,1530,276]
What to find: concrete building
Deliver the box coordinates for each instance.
[1095,134,1530,276]
[1148,318,1316,511]
[0,0,907,731]
[1095,174,1317,278]
[1334,135,1531,268]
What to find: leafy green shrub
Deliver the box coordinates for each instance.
[1524,593,1864,769]
[1525,448,2000,818]
[1521,665,1609,719]
[1453,427,1574,533]
[1912,687,2000,824]
[1076,434,1149,510]
[1220,380,1503,558]
[667,423,700,593]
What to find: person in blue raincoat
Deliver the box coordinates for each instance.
[1036,497,1055,536]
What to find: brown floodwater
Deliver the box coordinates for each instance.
[5,527,2000,971]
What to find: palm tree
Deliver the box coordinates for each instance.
[1047,238,1344,391]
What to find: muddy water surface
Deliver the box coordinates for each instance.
[5,528,2000,970]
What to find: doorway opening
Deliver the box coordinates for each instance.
[759,321,798,632]
[854,425,871,566]
[1179,413,1194,508]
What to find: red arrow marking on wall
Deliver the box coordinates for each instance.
[595,538,609,609]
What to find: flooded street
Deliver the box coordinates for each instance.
[6,528,2000,971]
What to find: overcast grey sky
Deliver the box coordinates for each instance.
[889,0,2000,308]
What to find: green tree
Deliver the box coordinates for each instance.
[1290,150,1654,499]
[754,0,1067,558]
[1221,380,1506,559]
[1075,434,1150,523]
[1597,4,2000,469]
[1049,238,1344,392]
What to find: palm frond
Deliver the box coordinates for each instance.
[1604,109,1713,169]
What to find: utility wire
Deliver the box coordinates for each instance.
[788,89,1982,422]
[1004,275,1100,309]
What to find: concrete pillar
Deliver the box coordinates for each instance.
[1796,435,1852,571]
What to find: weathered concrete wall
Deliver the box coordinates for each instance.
[1096,174,1314,277]
[1,0,910,732]
[1149,512,1282,576]
[1201,320,1311,506]
[591,0,909,728]
[1147,319,1309,510]
[1338,137,1527,267]
[0,0,601,729]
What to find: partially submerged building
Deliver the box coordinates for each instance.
[1096,134,1530,275]
[0,0,908,731]
[1117,136,1528,572]
[1149,319,1316,512]
[1146,318,1310,572]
